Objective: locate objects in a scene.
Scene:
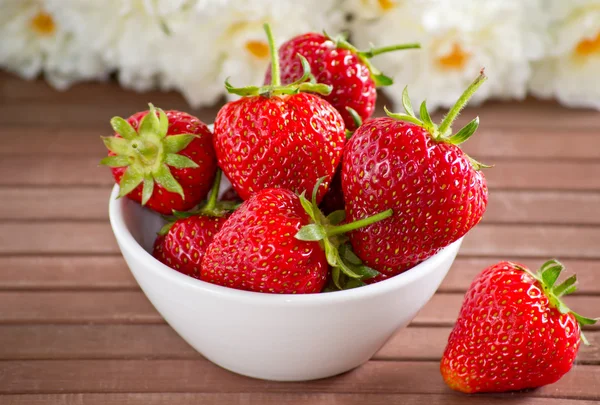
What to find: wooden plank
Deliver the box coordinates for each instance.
[443,257,600,294]
[462,129,600,160]
[6,393,599,405]
[461,225,600,259]
[0,128,107,156]
[0,223,117,254]
[0,188,111,220]
[415,293,598,328]
[0,360,598,399]
[3,156,600,190]
[2,393,597,405]
[0,291,596,329]
[0,291,159,324]
[1,324,597,363]
[0,256,135,290]
[376,327,600,364]
[482,191,600,225]
[4,125,598,160]
[5,188,600,225]
[0,255,598,294]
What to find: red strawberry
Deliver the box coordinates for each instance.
[152,170,236,278]
[201,182,392,294]
[265,32,419,130]
[101,104,217,215]
[441,260,597,393]
[342,71,489,282]
[214,24,346,204]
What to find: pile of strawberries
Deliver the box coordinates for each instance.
[101,25,596,394]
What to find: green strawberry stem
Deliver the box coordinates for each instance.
[265,23,281,87]
[324,31,420,87]
[359,42,421,58]
[100,103,200,205]
[386,69,490,170]
[514,259,598,345]
[438,69,487,137]
[295,179,392,289]
[327,209,392,237]
[225,24,332,97]
[200,168,222,214]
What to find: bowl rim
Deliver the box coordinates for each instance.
[109,184,462,305]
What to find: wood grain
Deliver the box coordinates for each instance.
[0,324,597,363]
[5,188,599,225]
[3,393,599,405]
[0,291,596,329]
[0,256,135,290]
[4,393,599,405]
[0,360,598,399]
[0,188,112,220]
[3,156,600,190]
[442,258,600,293]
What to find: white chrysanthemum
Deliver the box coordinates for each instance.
[350,0,547,112]
[530,0,600,109]
[343,0,401,20]
[198,0,346,102]
[0,0,110,89]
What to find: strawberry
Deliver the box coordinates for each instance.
[214,24,346,204]
[101,104,217,215]
[342,71,489,282]
[441,260,597,393]
[201,181,392,294]
[265,32,419,130]
[152,170,236,278]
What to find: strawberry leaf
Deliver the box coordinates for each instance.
[141,175,154,205]
[384,106,423,127]
[295,224,327,241]
[102,136,130,155]
[100,155,130,167]
[165,153,199,169]
[157,108,169,138]
[540,259,564,288]
[164,134,196,154]
[154,164,184,199]
[401,86,415,117]
[419,100,435,131]
[447,117,479,145]
[326,210,346,225]
[372,72,393,87]
[298,193,317,222]
[110,117,138,140]
[117,167,144,198]
[554,275,577,296]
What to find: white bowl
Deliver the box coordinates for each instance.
[109,184,462,381]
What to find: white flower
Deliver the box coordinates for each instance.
[349,0,547,112]
[529,0,600,109]
[0,0,110,89]
[201,0,347,101]
[343,0,401,20]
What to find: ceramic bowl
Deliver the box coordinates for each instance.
[109,184,462,381]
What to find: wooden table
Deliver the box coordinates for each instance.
[0,72,599,404]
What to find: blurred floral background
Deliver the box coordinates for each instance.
[1,0,599,111]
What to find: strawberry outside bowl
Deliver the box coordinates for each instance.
[108,182,463,382]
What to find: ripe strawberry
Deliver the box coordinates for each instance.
[265,32,419,130]
[152,170,236,278]
[214,24,346,204]
[441,260,597,393]
[342,71,489,282]
[201,182,392,294]
[101,104,217,215]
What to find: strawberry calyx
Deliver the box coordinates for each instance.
[226,24,332,98]
[294,178,393,290]
[513,259,598,345]
[385,69,491,170]
[101,103,200,205]
[323,31,420,87]
[345,107,363,139]
[158,169,238,235]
